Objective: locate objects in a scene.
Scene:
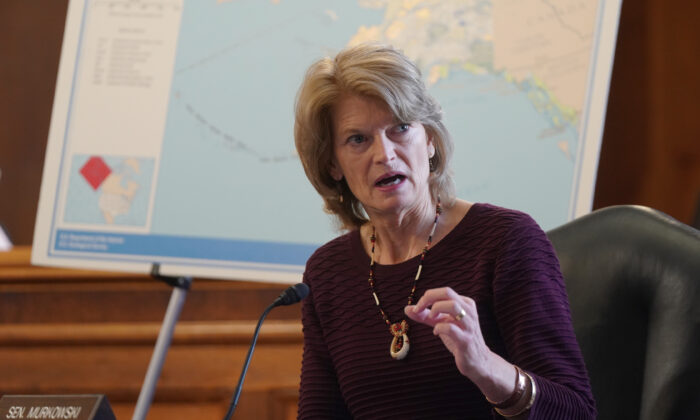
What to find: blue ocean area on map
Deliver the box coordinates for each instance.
[152,1,384,247]
[146,0,579,254]
[431,70,576,229]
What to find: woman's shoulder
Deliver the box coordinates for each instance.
[438,201,550,260]
[303,229,368,299]
[470,203,555,259]
[428,201,542,261]
[450,201,542,238]
[470,202,538,225]
[304,229,360,276]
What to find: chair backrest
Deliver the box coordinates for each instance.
[547,205,700,420]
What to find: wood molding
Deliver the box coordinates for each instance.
[0,320,302,346]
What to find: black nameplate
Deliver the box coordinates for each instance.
[0,395,116,420]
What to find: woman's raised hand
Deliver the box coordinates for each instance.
[405,287,516,403]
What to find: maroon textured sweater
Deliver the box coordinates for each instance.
[298,203,596,419]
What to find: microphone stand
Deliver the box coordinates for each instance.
[133,264,192,420]
[222,301,276,420]
[222,283,308,420]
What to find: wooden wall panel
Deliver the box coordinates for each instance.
[593,0,651,209]
[0,249,301,324]
[0,1,66,245]
[0,247,303,419]
[645,0,700,222]
[594,0,700,223]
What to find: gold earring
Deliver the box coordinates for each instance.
[337,182,344,203]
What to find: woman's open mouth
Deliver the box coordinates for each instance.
[375,174,406,187]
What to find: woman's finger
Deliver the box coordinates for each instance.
[433,320,463,336]
[404,304,451,327]
[426,300,470,323]
[432,321,469,355]
[413,287,461,311]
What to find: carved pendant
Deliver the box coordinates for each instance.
[389,320,410,360]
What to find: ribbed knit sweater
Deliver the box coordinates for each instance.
[298,203,596,419]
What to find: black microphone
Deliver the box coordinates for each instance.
[223,283,309,420]
[272,282,310,307]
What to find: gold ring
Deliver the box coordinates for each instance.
[455,308,466,321]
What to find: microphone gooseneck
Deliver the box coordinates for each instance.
[223,283,309,420]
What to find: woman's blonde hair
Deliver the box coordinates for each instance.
[294,43,455,230]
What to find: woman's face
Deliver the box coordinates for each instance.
[330,94,434,218]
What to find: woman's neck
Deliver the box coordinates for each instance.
[361,199,472,265]
[365,199,439,265]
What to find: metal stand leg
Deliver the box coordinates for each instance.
[132,270,192,420]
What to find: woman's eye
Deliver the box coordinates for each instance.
[347,134,366,144]
[395,123,410,133]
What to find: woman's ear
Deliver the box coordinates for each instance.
[428,139,436,159]
[329,161,343,181]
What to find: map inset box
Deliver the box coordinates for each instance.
[65,155,154,227]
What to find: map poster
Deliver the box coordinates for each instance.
[33,0,622,283]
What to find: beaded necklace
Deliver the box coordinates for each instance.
[368,197,441,360]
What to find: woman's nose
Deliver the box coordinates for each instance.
[372,134,396,164]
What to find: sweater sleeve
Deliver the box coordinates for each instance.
[492,213,596,419]
[297,274,352,419]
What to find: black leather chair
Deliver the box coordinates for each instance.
[547,205,700,420]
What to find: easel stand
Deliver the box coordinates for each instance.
[132,264,192,420]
